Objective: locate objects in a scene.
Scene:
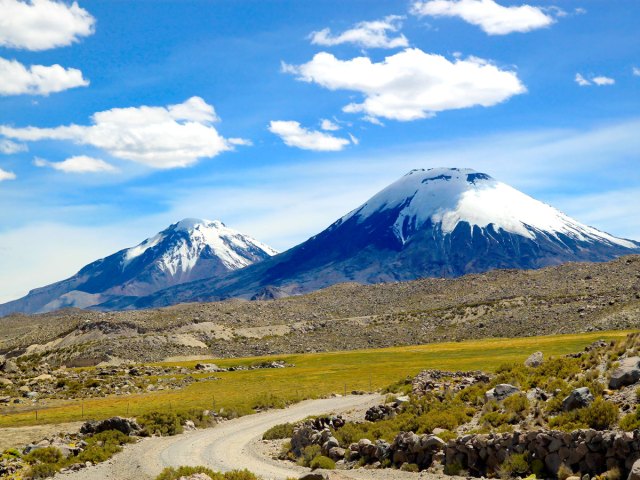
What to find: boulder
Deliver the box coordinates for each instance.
[629,458,640,480]
[562,387,594,411]
[485,384,520,402]
[177,474,212,480]
[299,474,328,480]
[525,351,544,367]
[609,357,640,389]
[1,359,18,374]
[80,416,142,436]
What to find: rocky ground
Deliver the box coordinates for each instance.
[0,359,290,412]
[0,256,639,366]
[279,334,640,479]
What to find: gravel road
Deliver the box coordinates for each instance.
[55,394,427,480]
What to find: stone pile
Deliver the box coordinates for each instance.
[348,432,447,470]
[445,429,640,477]
[412,369,491,397]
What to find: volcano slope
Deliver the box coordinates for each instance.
[1,255,639,366]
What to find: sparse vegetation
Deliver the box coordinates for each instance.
[155,466,258,480]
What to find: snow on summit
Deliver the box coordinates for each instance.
[345,168,636,248]
[122,218,278,276]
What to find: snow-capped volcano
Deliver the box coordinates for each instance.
[0,219,276,315]
[120,218,277,280]
[113,168,640,310]
[339,168,636,250]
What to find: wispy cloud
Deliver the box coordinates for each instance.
[268,120,353,151]
[34,155,118,174]
[0,167,16,182]
[575,73,616,87]
[310,15,408,49]
[0,139,27,154]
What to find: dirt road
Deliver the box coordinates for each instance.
[56,394,417,480]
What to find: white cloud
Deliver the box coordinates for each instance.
[34,155,117,173]
[575,73,591,86]
[0,97,246,168]
[575,73,615,87]
[284,48,526,121]
[592,76,615,86]
[0,139,27,154]
[411,0,555,35]
[320,119,340,131]
[0,167,16,181]
[0,0,95,51]
[0,56,88,96]
[633,67,640,77]
[268,120,353,151]
[310,15,409,49]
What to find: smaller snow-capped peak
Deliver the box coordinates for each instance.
[121,218,277,276]
[344,168,636,248]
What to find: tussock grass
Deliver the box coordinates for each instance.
[0,330,630,428]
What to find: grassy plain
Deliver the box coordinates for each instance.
[0,330,633,428]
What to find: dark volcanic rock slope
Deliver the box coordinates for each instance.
[114,168,639,310]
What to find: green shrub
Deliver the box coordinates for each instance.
[262,422,296,440]
[309,455,336,470]
[27,462,58,479]
[76,429,133,464]
[557,464,574,480]
[550,398,618,431]
[139,411,183,436]
[498,453,529,478]
[221,470,260,480]
[444,460,464,475]
[620,407,640,431]
[530,458,545,478]
[155,466,258,480]
[401,463,419,472]
[24,447,63,465]
[298,444,321,467]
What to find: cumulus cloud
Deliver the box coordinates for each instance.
[0,0,95,51]
[268,120,353,151]
[310,15,409,49]
[0,139,27,154]
[411,0,555,35]
[34,155,117,173]
[283,48,525,121]
[0,167,16,181]
[0,97,246,168]
[0,56,88,96]
[575,73,615,87]
[320,119,340,131]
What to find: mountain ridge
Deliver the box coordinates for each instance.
[0,219,277,316]
[99,167,640,311]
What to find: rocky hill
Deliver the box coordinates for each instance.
[1,255,639,366]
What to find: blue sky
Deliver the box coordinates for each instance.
[0,0,639,303]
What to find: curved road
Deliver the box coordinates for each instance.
[57,395,392,480]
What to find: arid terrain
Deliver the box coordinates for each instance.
[1,256,639,366]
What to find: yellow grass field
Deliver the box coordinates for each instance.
[0,330,633,428]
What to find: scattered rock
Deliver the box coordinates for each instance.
[485,383,520,402]
[524,351,544,367]
[629,458,640,480]
[80,416,142,436]
[609,357,640,389]
[563,387,594,411]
